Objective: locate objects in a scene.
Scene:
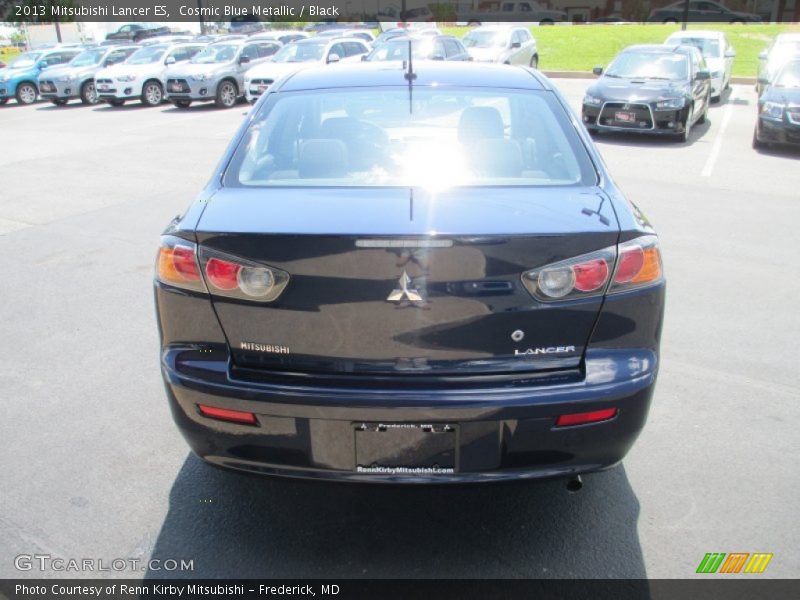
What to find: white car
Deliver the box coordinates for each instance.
[243,37,370,103]
[665,30,735,101]
[95,42,206,107]
[249,30,310,45]
[757,33,800,94]
[462,25,539,68]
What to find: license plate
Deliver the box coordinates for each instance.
[169,84,183,92]
[615,111,635,123]
[98,84,109,91]
[257,85,268,92]
[41,84,53,92]
[354,423,457,474]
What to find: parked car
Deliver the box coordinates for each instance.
[459,1,567,26]
[243,37,370,103]
[648,0,761,23]
[228,17,266,36]
[164,39,281,109]
[38,45,139,106]
[462,25,538,68]
[583,44,711,143]
[753,59,800,150]
[665,30,735,101]
[316,29,376,45]
[106,23,170,43]
[95,42,207,107]
[0,47,82,105]
[249,31,309,45]
[365,35,471,63]
[756,33,800,95]
[154,61,665,485]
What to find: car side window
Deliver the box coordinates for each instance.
[329,43,346,59]
[501,2,514,10]
[241,45,260,60]
[444,40,461,57]
[107,49,131,65]
[257,43,280,58]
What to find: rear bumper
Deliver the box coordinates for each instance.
[161,347,658,484]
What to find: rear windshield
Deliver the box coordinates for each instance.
[669,37,721,58]
[224,88,596,189]
[127,46,167,64]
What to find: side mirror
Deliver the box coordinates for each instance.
[165,56,176,65]
[592,66,603,76]
[696,70,711,81]
[239,55,251,64]
[758,50,768,60]
[327,53,340,63]
[510,41,521,49]
[725,48,736,58]
[36,60,48,69]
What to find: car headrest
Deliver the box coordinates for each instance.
[470,139,523,178]
[298,139,348,179]
[458,106,505,143]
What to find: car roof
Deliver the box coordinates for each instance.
[278,62,545,92]
[624,44,693,55]
[667,30,723,39]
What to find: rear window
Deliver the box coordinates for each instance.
[224,88,596,189]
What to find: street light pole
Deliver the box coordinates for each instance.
[681,0,690,31]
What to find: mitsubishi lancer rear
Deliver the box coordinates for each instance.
[154,62,665,484]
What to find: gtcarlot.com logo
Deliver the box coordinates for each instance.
[696,552,773,574]
[14,554,194,572]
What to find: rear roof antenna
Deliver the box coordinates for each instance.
[404,39,417,82]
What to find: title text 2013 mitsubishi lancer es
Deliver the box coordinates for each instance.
[154,62,665,485]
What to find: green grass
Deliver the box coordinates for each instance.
[440,23,800,77]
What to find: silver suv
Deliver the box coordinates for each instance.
[164,39,281,109]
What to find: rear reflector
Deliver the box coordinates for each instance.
[198,404,258,425]
[555,408,618,427]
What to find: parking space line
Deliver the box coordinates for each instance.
[701,101,734,177]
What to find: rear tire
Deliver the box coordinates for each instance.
[80,80,98,105]
[663,18,678,23]
[15,82,37,105]
[174,99,191,109]
[108,99,125,107]
[141,80,163,107]
[51,98,68,106]
[0,98,8,105]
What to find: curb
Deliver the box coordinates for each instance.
[543,71,757,85]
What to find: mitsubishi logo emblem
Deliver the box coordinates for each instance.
[387,271,423,303]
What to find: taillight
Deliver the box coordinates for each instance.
[198,404,258,425]
[522,247,616,301]
[155,235,206,293]
[609,235,663,293]
[522,235,663,302]
[199,248,289,303]
[555,408,618,427]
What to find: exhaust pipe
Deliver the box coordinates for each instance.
[566,475,583,493]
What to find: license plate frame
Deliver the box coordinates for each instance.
[354,423,458,474]
[615,110,636,123]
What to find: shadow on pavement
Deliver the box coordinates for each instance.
[147,454,649,584]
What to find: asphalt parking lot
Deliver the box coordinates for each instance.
[1,79,798,580]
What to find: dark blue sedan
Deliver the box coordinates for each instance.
[154,62,665,485]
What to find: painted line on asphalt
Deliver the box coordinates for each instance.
[701,100,734,177]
